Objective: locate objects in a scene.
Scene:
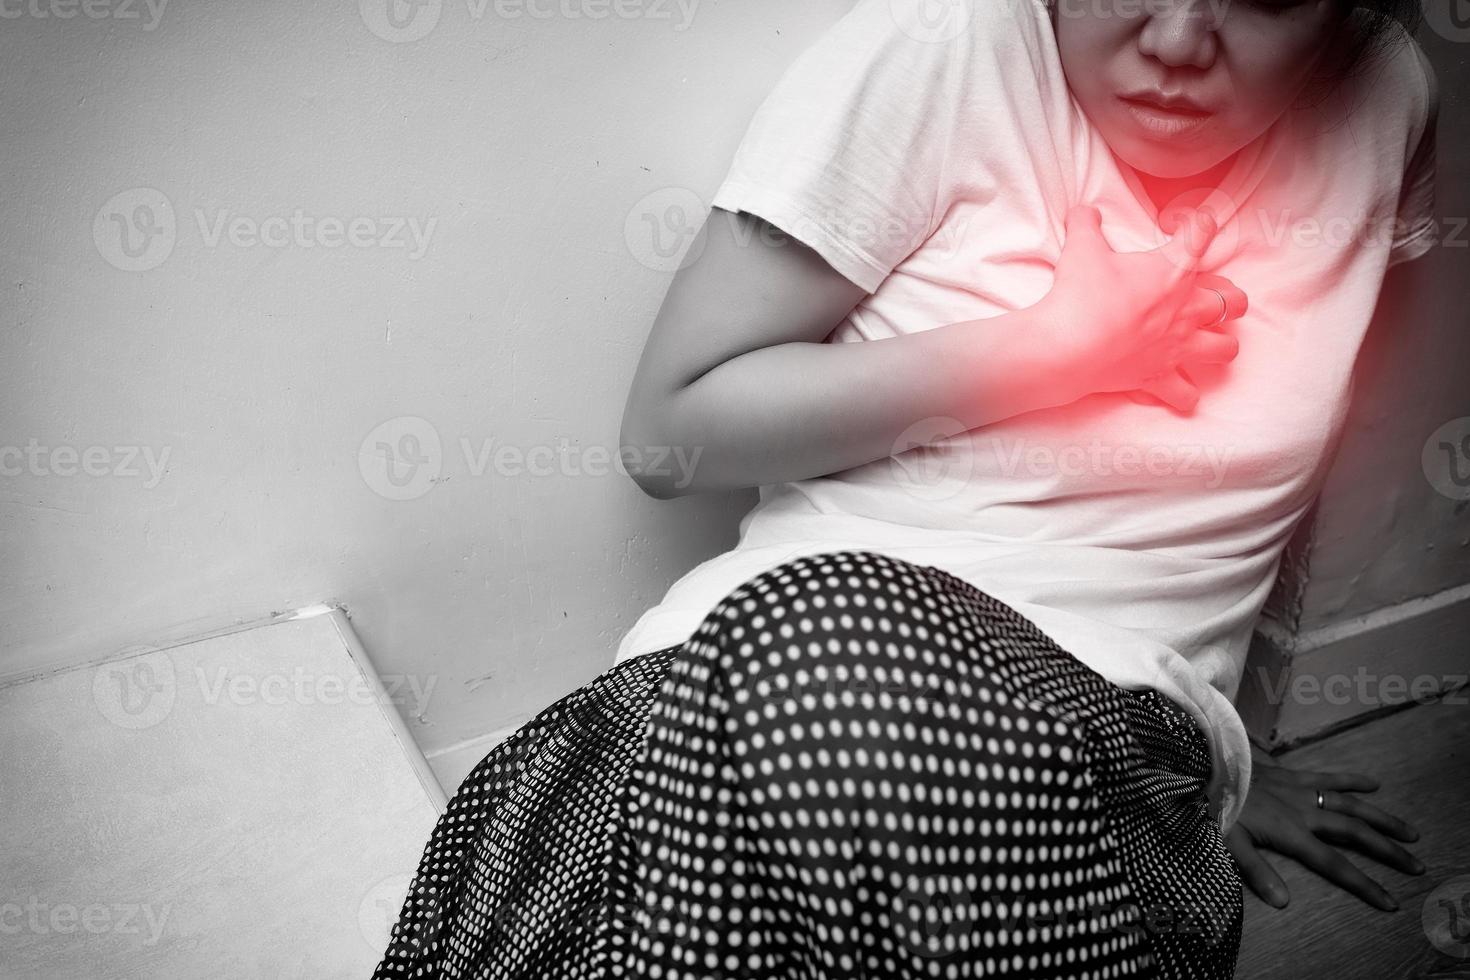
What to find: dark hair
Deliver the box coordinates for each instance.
[1311,0,1426,93]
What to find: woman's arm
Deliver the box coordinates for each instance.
[620,205,1238,499]
[620,208,1077,498]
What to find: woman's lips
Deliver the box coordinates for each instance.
[1118,96,1214,140]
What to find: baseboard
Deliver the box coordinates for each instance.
[1237,581,1470,749]
[422,716,533,796]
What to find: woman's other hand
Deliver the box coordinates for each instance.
[1224,751,1426,912]
[1038,204,1246,412]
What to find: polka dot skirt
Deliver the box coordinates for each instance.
[372,550,1243,979]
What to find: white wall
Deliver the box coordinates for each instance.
[0,0,851,779]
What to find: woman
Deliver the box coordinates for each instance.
[374,1,1437,976]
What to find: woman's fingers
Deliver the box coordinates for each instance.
[1179,289,1229,329]
[1062,205,1105,258]
[1225,826,1290,908]
[1310,809,1426,876]
[1178,328,1240,365]
[1179,284,1245,329]
[1326,792,1421,843]
[1157,207,1218,273]
[1139,370,1200,413]
[1275,825,1399,911]
[1192,273,1249,321]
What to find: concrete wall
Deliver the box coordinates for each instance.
[0,0,862,786]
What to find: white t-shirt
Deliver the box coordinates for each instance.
[615,0,1439,834]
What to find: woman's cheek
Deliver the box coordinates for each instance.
[1224,6,1342,97]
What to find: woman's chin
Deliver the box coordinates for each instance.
[1109,132,1242,184]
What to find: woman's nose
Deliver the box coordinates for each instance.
[1136,0,1222,71]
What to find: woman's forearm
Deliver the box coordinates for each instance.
[628,301,1079,497]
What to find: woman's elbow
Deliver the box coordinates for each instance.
[625,458,687,500]
[619,404,695,500]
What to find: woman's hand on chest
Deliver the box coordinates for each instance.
[1034,204,1247,413]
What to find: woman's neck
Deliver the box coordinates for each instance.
[1127,152,1238,217]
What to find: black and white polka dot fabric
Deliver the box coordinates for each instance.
[372,550,1243,979]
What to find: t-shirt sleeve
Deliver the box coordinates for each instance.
[1387,38,1439,269]
[709,0,990,294]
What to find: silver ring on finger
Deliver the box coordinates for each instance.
[1206,287,1229,328]
[1316,789,1327,810]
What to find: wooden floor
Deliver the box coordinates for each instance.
[1235,694,1470,979]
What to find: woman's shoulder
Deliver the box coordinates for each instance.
[1336,13,1438,153]
[1405,32,1440,150]
[1376,19,1437,140]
